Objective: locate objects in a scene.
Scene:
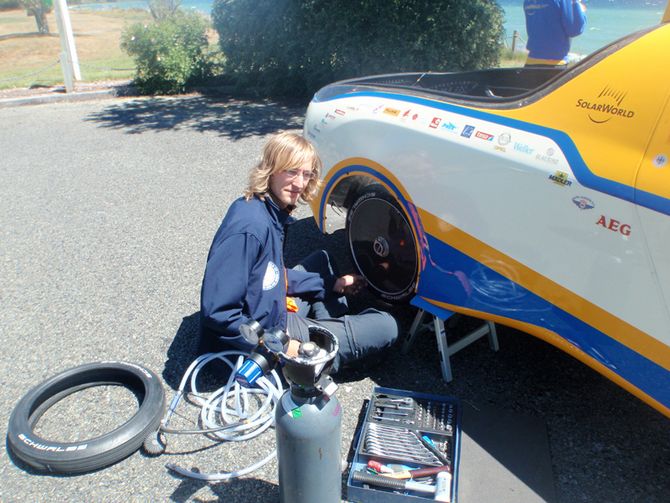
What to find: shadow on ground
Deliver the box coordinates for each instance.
[0,32,58,41]
[169,475,279,503]
[85,96,306,140]
[163,312,201,391]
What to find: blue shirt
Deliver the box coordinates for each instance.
[200,196,334,350]
[524,0,587,63]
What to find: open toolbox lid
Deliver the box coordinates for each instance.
[347,386,461,503]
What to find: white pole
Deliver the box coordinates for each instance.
[54,0,81,91]
[58,47,75,92]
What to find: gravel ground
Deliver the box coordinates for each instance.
[1,96,669,503]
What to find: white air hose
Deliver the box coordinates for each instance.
[161,350,283,481]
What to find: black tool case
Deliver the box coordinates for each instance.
[347,386,461,502]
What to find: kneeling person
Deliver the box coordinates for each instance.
[199,132,399,371]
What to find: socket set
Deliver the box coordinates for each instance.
[347,387,461,503]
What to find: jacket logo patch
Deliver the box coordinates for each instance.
[262,261,280,290]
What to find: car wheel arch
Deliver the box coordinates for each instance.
[321,166,423,303]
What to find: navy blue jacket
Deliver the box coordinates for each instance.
[524,0,586,62]
[200,196,335,350]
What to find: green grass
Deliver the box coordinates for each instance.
[0,55,137,90]
[499,48,528,68]
[0,58,137,91]
[0,8,150,89]
[0,58,135,89]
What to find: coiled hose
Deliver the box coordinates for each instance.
[146,350,283,481]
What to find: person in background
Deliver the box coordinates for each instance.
[524,0,587,67]
[199,131,399,372]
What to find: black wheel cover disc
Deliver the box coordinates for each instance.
[348,196,417,298]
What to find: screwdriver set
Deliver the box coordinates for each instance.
[347,386,461,502]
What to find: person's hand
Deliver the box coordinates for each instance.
[333,274,366,296]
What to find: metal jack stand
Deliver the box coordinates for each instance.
[402,309,499,382]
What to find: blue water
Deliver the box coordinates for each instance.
[74,0,666,57]
[71,0,212,14]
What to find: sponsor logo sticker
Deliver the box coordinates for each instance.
[498,132,511,145]
[441,121,457,132]
[536,147,559,165]
[572,196,595,209]
[653,154,668,168]
[383,107,401,117]
[576,86,635,124]
[461,125,475,138]
[475,131,494,141]
[429,117,442,129]
[548,171,572,187]
[513,142,534,155]
[596,215,631,236]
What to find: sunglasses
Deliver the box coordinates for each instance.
[284,168,317,181]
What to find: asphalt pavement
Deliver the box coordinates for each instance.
[1,95,669,502]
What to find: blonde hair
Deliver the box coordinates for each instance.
[244,131,323,204]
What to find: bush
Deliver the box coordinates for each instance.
[121,11,212,94]
[212,0,504,97]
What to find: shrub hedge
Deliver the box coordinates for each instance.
[121,11,212,95]
[212,0,504,97]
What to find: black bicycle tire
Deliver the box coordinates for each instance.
[7,361,165,474]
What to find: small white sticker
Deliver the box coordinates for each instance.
[653,154,668,168]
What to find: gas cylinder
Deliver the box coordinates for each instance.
[235,323,343,503]
[275,387,342,503]
[275,326,342,503]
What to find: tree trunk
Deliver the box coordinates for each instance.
[26,4,50,34]
[35,8,49,34]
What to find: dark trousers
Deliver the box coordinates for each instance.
[198,251,399,373]
[287,251,399,373]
